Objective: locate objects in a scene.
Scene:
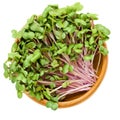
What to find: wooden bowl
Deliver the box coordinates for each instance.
[25,46,108,108]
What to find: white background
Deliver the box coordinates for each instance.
[0,0,120,119]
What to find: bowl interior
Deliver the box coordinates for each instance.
[62,54,104,101]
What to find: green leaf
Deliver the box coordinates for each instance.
[23,31,35,40]
[64,25,76,33]
[98,40,103,45]
[3,62,9,78]
[23,54,33,68]
[75,19,86,26]
[10,61,17,72]
[36,86,42,92]
[56,20,69,29]
[29,91,35,97]
[63,21,69,28]
[62,81,70,88]
[61,33,66,39]
[74,49,82,53]
[49,4,58,9]
[46,101,53,108]
[49,2,83,17]
[46,88,51,96]
[35,32,44,39]
[67,12,76,18]
[40,70,45,76]
[27,15,36,24]
[42,6,54,17]
[73,43,83,53]
[71,2,83,11]
[92,28,97,34]
[24,23,29,29]
[17,91,23,98]
[43,91,51,100]
[54,46,67,55]
[83,54,94,61]
[95,24,110,36]
[69,65,74,72]
[74,43,83,49]
[80,14,87,20]
[59,67,63,71]
[66,2,83,14]
[20,68,28,77]
[99,46,108,55]
[54,31,66,40]
[51,60,59,68]
[56,20,63,28]
[36,93,41,100]
[89,36,94,45]
[26,42,36,49]
[30,22,44,33]
[12,29,24,39]
[49,82,56,89]
[8,52,21,59]
[50,76,55,81]
[18,31,24,39]
[63,64,69,74]
[50,96,58,102]
[32,74,39,81]
[40,58,49,66]
[30,22,40,32]
[31,49,41,63]
[53,75,61,80]
[46,101,58,110]
[67,44,74,55]
[77,29,90,35]
[85,41,89,47]
[16,73,27,83]
[11,30,18,38]
[4,71,9,78]
[56,42,66,48]
[9,74,17,83]
[11,42,18,52]
[3,62,8,70]
[51,102,58,110]
[16,82,25,92]
[87,13,98,20]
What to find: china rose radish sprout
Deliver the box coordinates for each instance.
[3,2,110,110]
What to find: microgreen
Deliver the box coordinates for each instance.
[3,2,110,110]
[51,59,59,68]
[46,101,58,110]
[83,54,94,61]
[62,81,70,88]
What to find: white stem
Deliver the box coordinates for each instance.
[50,86,62,94]
[58,84,92,100]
